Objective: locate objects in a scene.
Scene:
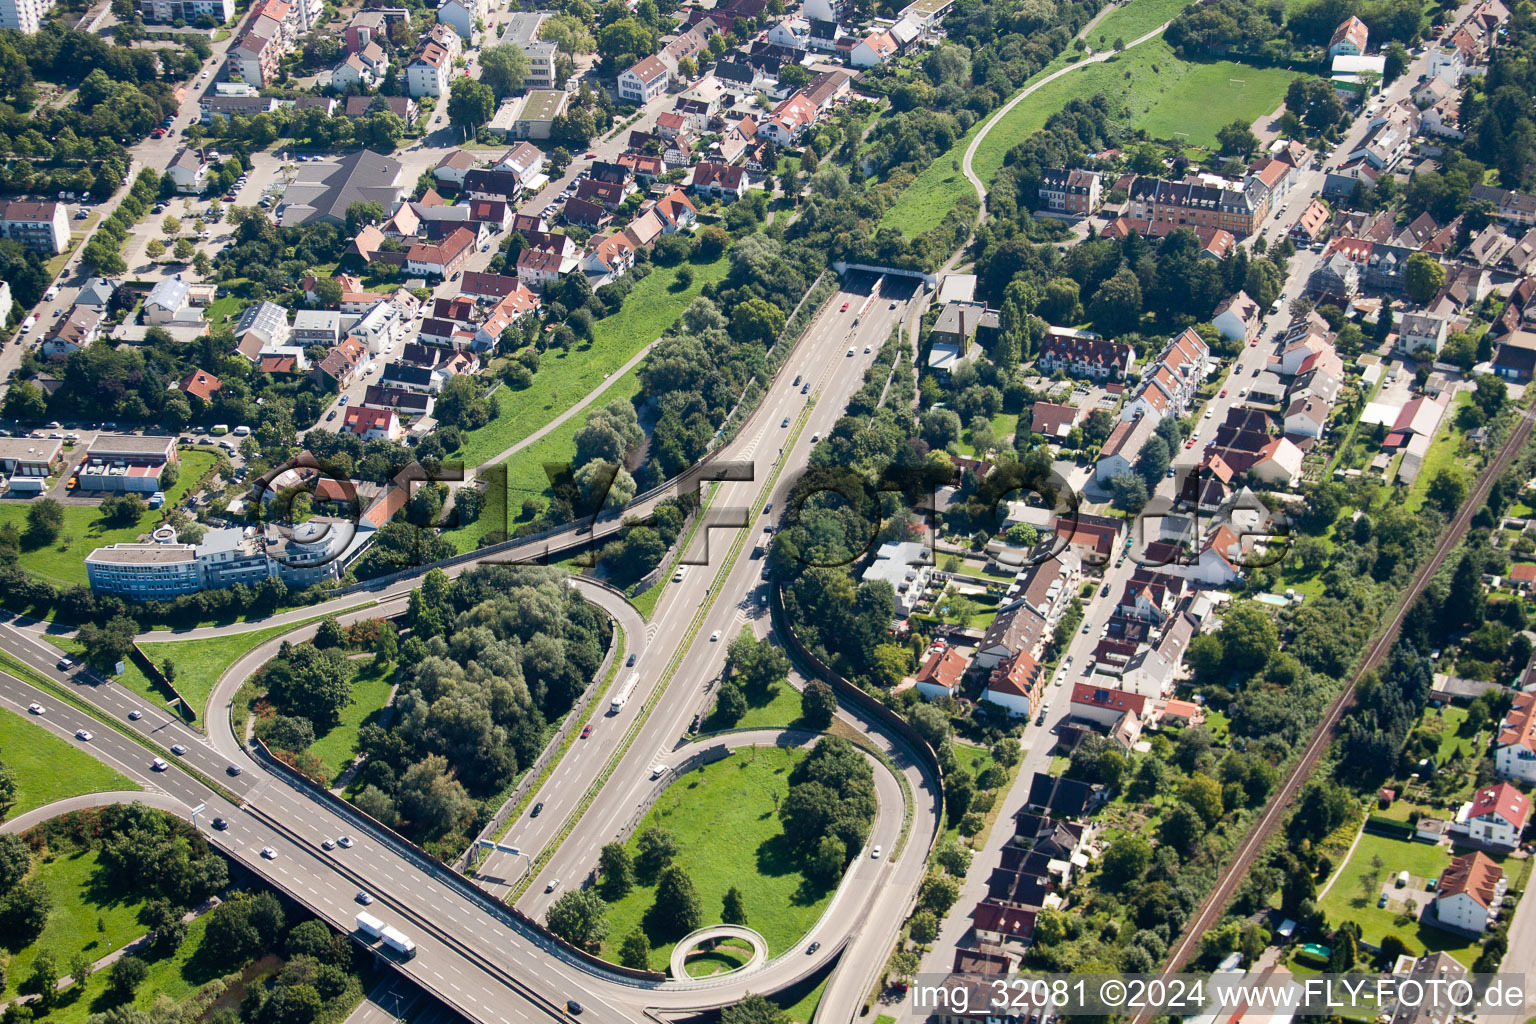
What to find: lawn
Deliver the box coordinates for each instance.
[0,451,216,589]
[1403,391,1474,514]
[304,659,394,784]
[0,712,137,821]
[703,630,807,732]
[39,913,229,1024]
[1316,830,1481,966]
[448,255,730,471]
[777,974,829,1024]
[2,847,155,1001]
[597,746,834,967]
[970,40,1298,188]
[1085,0,1190,51]
[48,611,333,724]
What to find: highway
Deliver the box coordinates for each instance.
[0,269,943,1024]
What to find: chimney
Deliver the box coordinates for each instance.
[958,307,966,340]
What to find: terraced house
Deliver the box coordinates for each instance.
[1126,175,1269,237]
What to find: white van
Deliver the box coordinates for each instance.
[19,315,35,333]
[232,425,251,436]
[43,285,58,301]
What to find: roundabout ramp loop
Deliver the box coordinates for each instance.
[669,925,769,980]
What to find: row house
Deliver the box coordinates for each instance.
[198,94,280,123]
[517,245,580,289]
[1035,329,1132,380]
[1470,185,1536,228]
[472,284,540,349]
[363,384,434,421]
[1037,168,1102,216]
[1433,851,1506,935]
[1119,327,1209,423]
[1126,175,1269,237]
[136,0,232,22]
[688,162,755,200]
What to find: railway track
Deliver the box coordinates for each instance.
[1137,404,1536,1011]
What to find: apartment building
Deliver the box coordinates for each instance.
[0,200,69,255]
[1126,175,1269,237]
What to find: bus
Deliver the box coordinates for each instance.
[610,671,640,714]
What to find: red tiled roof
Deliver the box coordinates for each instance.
[1469,781,1531,828]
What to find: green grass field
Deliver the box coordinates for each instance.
[970,40,1298,186]
[778,974,829,1024]
[597,746,834,967]
[1403,392,1474,514]
[449,256,730,471]
[0,713,138,821]
[1316,831,1480,966]
[1085,0,1190,51]
[2,848,155,1001]
[305,660,394,784]
[39,913,226,1024]
[49,611,333,724]
[0,451,216,589]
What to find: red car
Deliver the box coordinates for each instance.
[1219,389,1227,397]
[1249,338,1258,346]
[1185,439,1195,448]
[580,723,592,738]
[840,302,849,312]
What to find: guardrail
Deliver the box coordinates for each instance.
[248,737,669,984]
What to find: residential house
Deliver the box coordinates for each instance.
[333,40,388,90]
[0,200,68,255]
[1470,184,1536,228]
[1024,772,1105,818]
[1398,311,1448,358]
[913,645,970,701]
[1029,402,1081,441]
[1094,414,1155,484]
[234,300,291,348]
[310,336,371,389]
[362,385,433,419]
[1494,691,1536,784]
[688,162,753,200]
[277,149,405,228]
[849,28,897,68]
[1036,329,1132,380]
[225,19,282,87]
[652,188,697,233]
[981,649,1045,718]
[166,148,211,193]
[405,226,476,277]
[1433,851,1505,934]
[1212,290,1262,345]
[407,39,452,97]
[859,539,932,618]
[1329,14,1368,56]
[1290,199,1331,245]
[143,276,201,325]
[1126,175,1269,237]
[472,283,540,348]
[435,0,482,40]
[619,55,670,103]
[177,368,223,404]
[1455,782,1531,853]
[291,310,341,348]
[1492,331,1536,382]
[41,306,102,356]
[1249,436,1306,486]
[76,278,116,310]
[343,405,402,440]
[517,246,580,289]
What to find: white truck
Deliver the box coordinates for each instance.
[610,671,640,714]
[355,912,385,939]
[380,926,416,958]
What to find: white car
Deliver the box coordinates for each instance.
[260,847,277,859]
[545,878,559,893]
[846,348,854,357]
[75,729,92,741]
[710,630,721,641]
[871,846,882,859]
[27,703,44,714]
[151,757,168,771]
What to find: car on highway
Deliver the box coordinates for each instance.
[531,801,544,816]
[810,432,820,442]
[261,847,277,859]
[807,942,821,955]
[626,653,636,667]
[171,743,187,755]
[545,878,559,893]
[846,348,854,357]
[322,838,336,850]
[152,757,168,771]
[871,845,882,859]
[228,765,242,775]
[840,302,849,312]
[710,630,721,641]
[338,836,353,848]
[781,417,790,427]
[801,383,810,393]
[75,729,92,741]
[1219,389,1227,398]
[580,723,592,738]
[327,410,337,421]
[356,891,373,904]
[56,658,68,670]
[863,344,871,353]
[566,1002,583,1015]
[763,502,772,515]
[889,301,897,309]
[212,817,228,830]
[28,703,44,714]
[793,375,802,385]
[128,709,142,720]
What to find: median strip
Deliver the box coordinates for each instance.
[506,398,817,903]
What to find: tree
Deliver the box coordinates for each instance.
[68,952,92,990]
[1425,468,1467,517]
[598,843,634,899]
[1404,252,1446,305]
[635,826,677,880]
[1383,43,1408,83]
[1110,473,1149,514]
[908,909,939,944]
[83,238,127,276]
[25,498,63,542]
[721,994,788,1024]
[107,956,148,999]
[447,77,496,138]
[1100,835,1151,889]
[730,297,786,346]
[721,886,747,925]
[545,889,609,950]
[1216,121,1258,156]
[2,381,46,422]
[653,865,702,935]
[479,44,531,98]
[146,238,166,259]
[1005,522,1037,547]
[800,680,836,729]
[0,833,29,892]
[1089,269,1143,334]
[1217,601,1279,674]
[174,238,194,261]
[1181,772,1224,827]
[619,928,650,969]
[78,615,138,671]
[345,201,385,235]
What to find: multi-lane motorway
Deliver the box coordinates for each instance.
[0,271,942,1024]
